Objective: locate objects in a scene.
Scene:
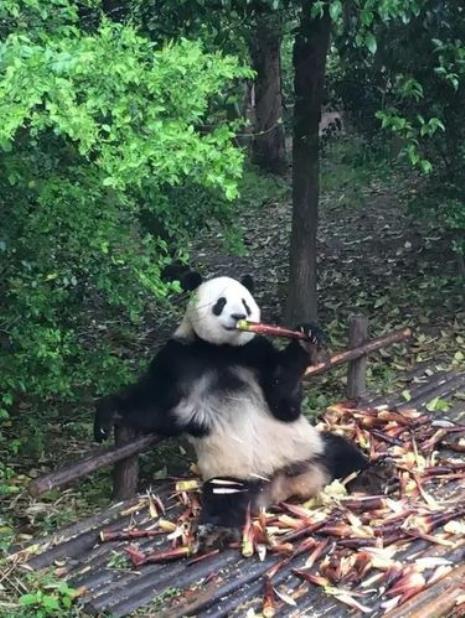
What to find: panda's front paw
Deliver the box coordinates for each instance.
[94,396,118,443]
[295,323,329,365]
[295,322,327,348]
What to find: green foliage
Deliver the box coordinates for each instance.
[0,1,251,424]
[150,586,181,612]
[320,134,392,199]
[107,550,130,569]
[238,166,290,208]
[375,107,444,174]
[18,577,77,618]
[131,0,250,58]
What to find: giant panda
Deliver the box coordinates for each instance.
[94,273,368,535]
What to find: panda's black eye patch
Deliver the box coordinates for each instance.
[212,297,227,316]
[242,299,251,317]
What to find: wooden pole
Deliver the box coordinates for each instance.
[304,327,411,378]
[112,425,139,501]
[346,314,368,400]
[28,433,161,497]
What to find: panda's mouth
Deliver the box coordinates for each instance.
[222,325,237,332]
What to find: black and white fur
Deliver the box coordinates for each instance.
[94,273,368,531]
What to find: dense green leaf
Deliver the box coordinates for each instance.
[329,0,342,22]
[365,32,377,54]
[0,2,251,420]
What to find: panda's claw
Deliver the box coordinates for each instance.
[96,427,108,443]
[94,395,119,443]
[295,322,327,347]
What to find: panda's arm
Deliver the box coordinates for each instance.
[94,340,205,442]
[263,339,310,422]
[245,325,325,423]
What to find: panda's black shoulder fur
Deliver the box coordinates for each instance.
[94,333,311,442]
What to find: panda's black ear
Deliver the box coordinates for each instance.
[241,274,254,293]
[181,271,203,291]
[161,262,191,284]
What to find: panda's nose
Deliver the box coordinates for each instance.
[231,312,247,321]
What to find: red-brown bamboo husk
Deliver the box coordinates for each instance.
[126,545,192,567]
[386,571,426,599]
[292,570,330,588]
[340,495,388,511]
[280,520,326,542]
[423,507,465,532]
[404,530,454,546]
[266,557,289,580]
[421,429,449,451]
[262,576,277,618]
[125,545,146,567]
[424,462,465,476]
[377,516,412,537]
[269,542,294,555]
[338,537,383,549]
[304,539,330,569]
[318,523,354,537]
[242,503,254,558]
[281,502,316,518]
[371,429,404,447]
[186,549,220,566]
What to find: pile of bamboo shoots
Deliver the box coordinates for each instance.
[99,403,465,616]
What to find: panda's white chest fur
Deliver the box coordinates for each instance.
[173,367,324,480]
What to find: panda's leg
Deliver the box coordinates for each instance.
[322,432,399,495]
[196,477,265,549]
[255,434,370,510]
[195,436,371,548]
[254,462,330,511]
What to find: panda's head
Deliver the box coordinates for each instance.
[175,273,260,346]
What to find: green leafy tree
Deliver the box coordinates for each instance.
[0,1,251,423]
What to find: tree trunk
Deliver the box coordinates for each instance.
[285,2,331,325]
[249,15,287,175]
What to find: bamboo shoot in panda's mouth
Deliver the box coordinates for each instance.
[236,320,308,341]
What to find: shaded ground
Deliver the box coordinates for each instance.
[1,135,465,616]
